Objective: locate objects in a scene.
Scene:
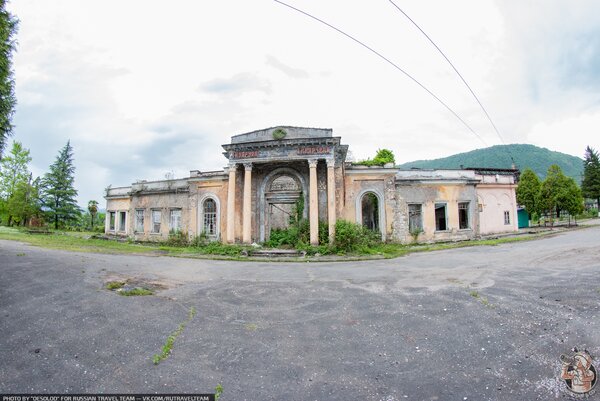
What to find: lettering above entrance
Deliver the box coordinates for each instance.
[228,146,333,161]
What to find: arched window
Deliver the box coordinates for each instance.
[361,192,380,232]
[355,189,386,241]
[203,198,217,237]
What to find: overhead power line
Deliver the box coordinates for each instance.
[388,0,516,165]
[273,0,488,146]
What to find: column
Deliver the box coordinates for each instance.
[226,163,236,243]
[242,162,253,244]
[326,158,336,244]
[308,159,319,246]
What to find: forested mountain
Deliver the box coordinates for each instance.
[397,144,584,181]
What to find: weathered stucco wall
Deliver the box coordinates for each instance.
[393,183,478,243]
[342,169,397,241]
[477,184,518,235]
[192,179,229,240]
[129,191,190,241]
[105,197,131,236]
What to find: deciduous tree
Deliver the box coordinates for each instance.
[516,168,541,219]
[0,141,32,224]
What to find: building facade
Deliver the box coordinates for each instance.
[105,127,519,244]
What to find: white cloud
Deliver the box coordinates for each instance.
[6,0,600,206]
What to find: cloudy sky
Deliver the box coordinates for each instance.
[7,0,600,206]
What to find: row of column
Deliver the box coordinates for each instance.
[226,159,336,245]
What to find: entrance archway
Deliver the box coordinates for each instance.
[355,189,386,241]
[259,167,308,242]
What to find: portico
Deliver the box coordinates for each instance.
[222,127,347,245]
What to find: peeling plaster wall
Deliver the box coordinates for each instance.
[105,197,131,236]
[342,170,397,240]
[477,184,518,235]
[193,179,229,240]
[394,182,478,243]
[129,191,190,241]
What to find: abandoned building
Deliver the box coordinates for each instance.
[104,126,519,244]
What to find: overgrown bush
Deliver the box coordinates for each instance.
[166,230,189,247]
[354,149,395,167]
[333,219,380,252]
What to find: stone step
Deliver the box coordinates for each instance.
[247,249,305,258]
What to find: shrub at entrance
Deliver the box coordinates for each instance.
[333,220,380,252]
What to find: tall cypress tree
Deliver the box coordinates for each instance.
[42,141,81,229]
[582,146,600,211]
[0,1,18,157]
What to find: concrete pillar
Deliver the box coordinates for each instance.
[226,163,236,243]
[242,162,253,244]
[308,159,319,246]
[326,158,336,244]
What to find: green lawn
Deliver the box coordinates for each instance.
[0,225,560,261]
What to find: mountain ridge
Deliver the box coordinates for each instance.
[397,144,584,181]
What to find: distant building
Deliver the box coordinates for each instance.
[105,127,518,244]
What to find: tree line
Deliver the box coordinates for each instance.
[0,140,101,230]
[517,146,600,222]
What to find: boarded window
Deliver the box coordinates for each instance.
[109,212,115,231]
[203,199,217,236]
[135,209,144,232]
[504,210,510,225]
[435,203,447,231]
[458,202,470,229]
[408,204,423,233]
[152,210,161,233]
[170,209,182,232]
[119,212,126,232]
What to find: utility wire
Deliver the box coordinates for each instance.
[388,0,516,165]
[274,0,488,146]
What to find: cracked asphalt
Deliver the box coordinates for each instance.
[1,223,600,400]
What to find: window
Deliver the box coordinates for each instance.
[109,212,115,231]
[458,202,470,229]
[435,203,447,231]
[504,210,511,225]
[203,199,217,236]
[118,212,126,232]
[170,209,182,232]
[408,204,423,233]
[135,209,144,232]
[152,210,161,233]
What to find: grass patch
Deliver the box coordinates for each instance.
[119,287,153,296]
[0,224,571,262]
[106,281,125,290]
[469,290,479,298]
[215,384,223,400]
[16,252,25,256]
[152,306,196,365]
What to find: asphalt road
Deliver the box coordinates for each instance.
[1,224,600,400]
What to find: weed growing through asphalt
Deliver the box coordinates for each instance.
[469,290,494,308]
[119,288,153,296]
[244,323,258,331]
[16,252,25,256]
[152,306,197,365]
[215,384,223,400]
[105,281,125,290]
